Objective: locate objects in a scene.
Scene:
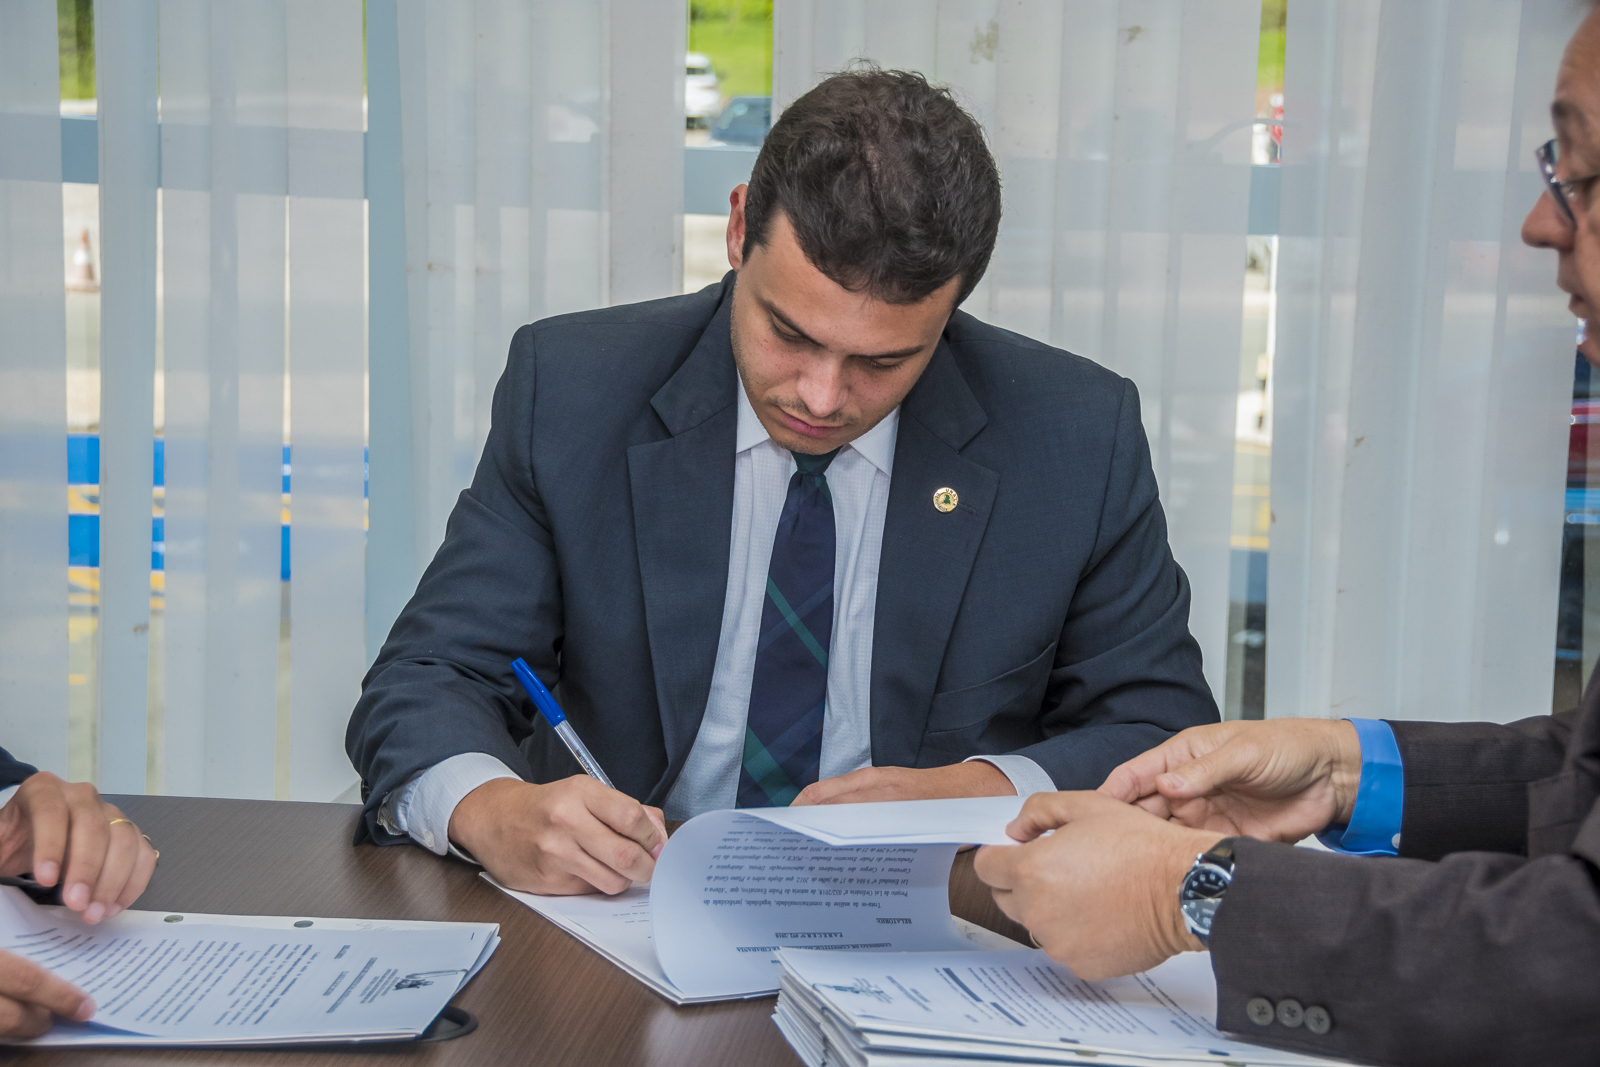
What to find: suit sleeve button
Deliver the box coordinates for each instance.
[1276,999,1305,1027]
[1246,998,1275,1026]
[1304,1006,1332,1035]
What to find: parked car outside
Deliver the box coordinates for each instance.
[686,52,721,128]
[707,95,771,147]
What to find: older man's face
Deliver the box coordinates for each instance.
[1523,7,1600,366]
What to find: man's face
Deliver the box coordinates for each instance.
[723,189,961,455]
[1523,7,1600,366]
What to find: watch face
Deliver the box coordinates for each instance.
[1181,864,1231,902]
[1181,852,1235,941]
[1184,896,1221,930]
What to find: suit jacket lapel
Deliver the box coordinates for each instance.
[629,288,738,801]
[870,340,998,767]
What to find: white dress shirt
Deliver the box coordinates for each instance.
[379,387,1053,855]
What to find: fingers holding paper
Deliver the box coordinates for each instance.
[0,947,95,1037]
[1096,719,1363,844]
[0,773,157,923]
[449,776,666,896]
[974,791,1219,981]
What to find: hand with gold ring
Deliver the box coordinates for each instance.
[0,774,158,924]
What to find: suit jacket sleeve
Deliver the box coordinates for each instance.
[1208,835,1600,1066]
[345,325,555,844]
[0,747,37,789]
[1388,711,1574,859]
[1007,378,1219,789]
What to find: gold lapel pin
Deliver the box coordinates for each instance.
[933,487,958,513]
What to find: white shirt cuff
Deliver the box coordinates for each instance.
[0,785,18,809]
[965,754,1056,797]
[376,752,521,858]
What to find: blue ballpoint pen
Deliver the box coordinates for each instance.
[511,658,616,789]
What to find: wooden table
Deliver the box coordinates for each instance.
[9,795,1029,1066]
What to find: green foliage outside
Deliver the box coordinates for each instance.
[1258,0,1286,95]
[689,0,773,102]
[51,0,1272,119]
[59,0,94,100]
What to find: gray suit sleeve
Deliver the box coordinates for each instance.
[1007,378,1220,789]
[345,325,554,844]
[1208,836,1600,1066]
[1388,710,1575,859]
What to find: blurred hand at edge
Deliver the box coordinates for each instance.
[0,773,157,924]
[0,948,96,1038]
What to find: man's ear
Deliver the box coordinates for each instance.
[725,185,749,270]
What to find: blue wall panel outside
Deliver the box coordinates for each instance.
[67,435,295,579]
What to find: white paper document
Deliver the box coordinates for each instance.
[775,947,1355,1067]
[0,888,499,1047]
[493,802,1023,1004]
[489,883,700,1003]
[742,795,1026,846]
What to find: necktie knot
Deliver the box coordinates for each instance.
[792,447,841,479]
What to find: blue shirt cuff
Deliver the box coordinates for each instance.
[1315,718,1403,856]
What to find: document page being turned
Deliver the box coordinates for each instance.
[491,796,1027,1003]
[650,810,977,1000]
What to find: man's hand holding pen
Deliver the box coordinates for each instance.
[475,658,667,895]
[449,776,666,895]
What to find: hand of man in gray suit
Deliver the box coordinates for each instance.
[976,791,1219,980]
[974,721,1370,981]
[1099,719,1364,844]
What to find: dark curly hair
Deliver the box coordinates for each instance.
[742,67,1002,307]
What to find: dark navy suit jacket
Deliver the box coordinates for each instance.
[347,275,1218,843]
[0,747,37,790]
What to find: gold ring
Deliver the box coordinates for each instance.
[1028,930,1042,949]
[108,818,135,829]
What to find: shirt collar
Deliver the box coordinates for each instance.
[735,386,899,477]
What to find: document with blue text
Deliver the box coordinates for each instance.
[0,888,499,1048]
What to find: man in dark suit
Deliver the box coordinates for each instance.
[0,746,159,1036]
[347,69,1218,896]
[974,10,1600,1063]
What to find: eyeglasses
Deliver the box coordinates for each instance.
[1537,139,1600,229]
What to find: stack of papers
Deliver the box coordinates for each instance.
[493,796,1027,1003]
[774,947,1355,1067]
[0,888,499,1047]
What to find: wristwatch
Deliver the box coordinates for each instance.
[1178,838,1237,945]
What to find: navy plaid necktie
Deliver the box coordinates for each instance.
[737,447,840,807]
